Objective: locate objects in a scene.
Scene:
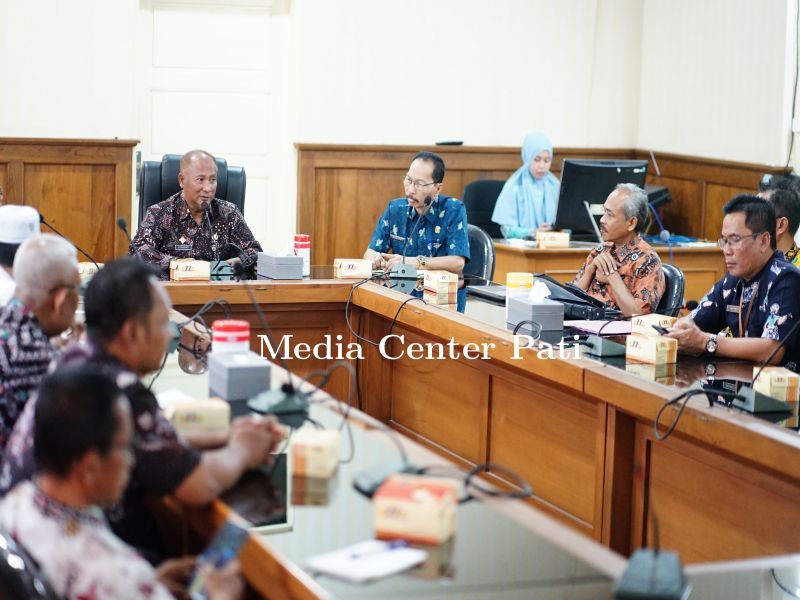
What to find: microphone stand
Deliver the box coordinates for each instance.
[388,196,432,294]
[39,214,100,270]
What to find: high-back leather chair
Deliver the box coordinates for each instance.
[0,528,57,599]
[462,180,505,239]
[657,263,685,317]
[138,154,246,224]
[463,224,495,281]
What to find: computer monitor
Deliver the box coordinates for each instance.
[553,159,648,242]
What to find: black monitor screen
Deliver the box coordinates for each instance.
[553,159,648,241]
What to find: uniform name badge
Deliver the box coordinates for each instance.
[175,244,192,251]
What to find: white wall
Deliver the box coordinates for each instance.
[0,0,796,249]
[0,0,138,139]
[637,0,790,166]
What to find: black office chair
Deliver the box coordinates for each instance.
[0,528,57,599]
[462,180,505,239]
[657,263,685,317]
[138,154,247,225]
[464,224,495,282]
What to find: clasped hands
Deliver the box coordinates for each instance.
[373,252,418,272]
[590,252,621,284]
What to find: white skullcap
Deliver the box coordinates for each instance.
[0,205,40,244]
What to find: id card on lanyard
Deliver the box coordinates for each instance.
[738,282,758,337]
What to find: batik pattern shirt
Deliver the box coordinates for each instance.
[0,340,200,559]
[0,299,55,450]
[785,243,800,267]
[130,192,262,279]
[368,195,471,311]
[0,482,173,600]
[691,250,800,370]
[573,236,665,313]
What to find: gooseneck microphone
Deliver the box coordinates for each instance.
[200,200,219,263]
[117,217,145,262]
[232,261,309,427]
[39,213,100,270]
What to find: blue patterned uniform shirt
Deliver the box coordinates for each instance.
[691,250,800,370]
[368,195,471,311]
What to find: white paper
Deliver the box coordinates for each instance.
[305,540,427,583]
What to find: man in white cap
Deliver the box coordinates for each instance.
[0,234,79,449]
[0,205,40,305]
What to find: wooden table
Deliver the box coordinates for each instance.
[163,278,800,565]
[493,240,727,304]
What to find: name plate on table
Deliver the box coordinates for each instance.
[333,258,372,279]
[625,334,677,365]
[631,314,676,337]
[535,231,571,248]
[169,258,210,281]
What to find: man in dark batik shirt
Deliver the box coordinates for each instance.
[0,234,79,449]
[0,259,283,562]
[667,195,800,369]
[130,149,262,279]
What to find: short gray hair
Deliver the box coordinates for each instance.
[13,234,78,306]
[615,183,649,233]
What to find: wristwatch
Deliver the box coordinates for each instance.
[705,333,718,354]
[417,255,428,269]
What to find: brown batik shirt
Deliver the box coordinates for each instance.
[573,236,665,314]
[130,192,262,279]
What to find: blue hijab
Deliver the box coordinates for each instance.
[491,132,560,230]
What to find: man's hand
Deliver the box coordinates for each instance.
[665,319,709,355]
[537,222,554,232]
[202,558,245,600]
[592,252,619,284]
[229,415,284,469]
[381,254,406,271]
[155,556,196,600]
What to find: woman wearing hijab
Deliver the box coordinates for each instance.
[491,132,560,236]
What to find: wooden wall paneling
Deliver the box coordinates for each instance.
[489,373,600,536]
[0,138,138,263]
[647,176,706,239]
[632,423,800,562]
[703,183,755,241]
[354,309,394,420]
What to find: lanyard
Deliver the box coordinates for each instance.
[738,282,758,337]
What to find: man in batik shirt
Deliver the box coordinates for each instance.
[364,151,471,311]
[572,184,665,316]
[0,259,282,563]
[130,149,262,279]
[0,366,242,600]
[0,234,79,449]
[667,195,800,369]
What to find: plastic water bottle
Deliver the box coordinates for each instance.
[294,234,311,277]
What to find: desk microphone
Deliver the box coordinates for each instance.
[39,213,100,270]
[232,261,309,427]
[116,216,144,262]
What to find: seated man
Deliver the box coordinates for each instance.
[0,204,40,305]
[571,183,665,316]
[0,234,79,449]
[0,258,283,562]
[130,149,262,279]
[0,366,242,600]
[758,183,800,266]
[667,195,800,368]
[363,151,470,311]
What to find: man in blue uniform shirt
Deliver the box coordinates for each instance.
[667,195,800,370]
[364,151,470,311]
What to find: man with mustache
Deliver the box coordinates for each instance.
[130,149,262,279]
[363,151,470,311]
[572,183,665,316]
[666,195,800,368]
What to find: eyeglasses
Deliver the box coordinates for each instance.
[402,176,436,190]
[716,232,764,250]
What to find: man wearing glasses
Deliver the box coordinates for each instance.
[363,151,470,310]
[667,195,800,369]
[0,234,80,449]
